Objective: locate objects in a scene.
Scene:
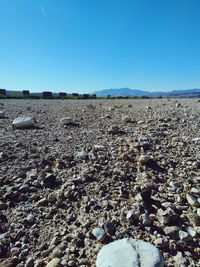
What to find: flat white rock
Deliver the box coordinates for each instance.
[192,137,200,142]
[96,238,164,267]
[0,111,5,118]
[12,116,35,129]
[60,117,74,125]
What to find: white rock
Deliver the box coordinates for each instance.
[187,227,197,238]
[60,117,74,125]
[0,111,5,118]
[179,230,191,241]
[76,151,88,159]
[12,116,35,129]
[96,238,164,267]
[192,137,200,142]
[138,136,149,142]
[92,227,106,241]
[186,194,200,207]
[46,258,60,267]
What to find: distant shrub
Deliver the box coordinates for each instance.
[0,94,7,99]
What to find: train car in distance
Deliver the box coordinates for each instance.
[0,89,6,95]
[72,93,79,97]
[43,91,52,99]
[59,92,67,97]
[22,90,30,96]
[83,94,89,99]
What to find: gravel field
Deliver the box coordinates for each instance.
[0,98,200,267]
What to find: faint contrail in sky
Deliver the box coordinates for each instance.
[41,6,45,16]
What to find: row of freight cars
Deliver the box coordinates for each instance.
[0,89,96,99]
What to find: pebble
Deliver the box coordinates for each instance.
[179,230,191,241]
[0,111,5,118]
[46,258,60,267]
[92,228,106,241]
[60,117,74,125]
[12,116,35,129]
[76,151,88,159]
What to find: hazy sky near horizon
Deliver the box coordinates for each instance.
[0,0,200,93]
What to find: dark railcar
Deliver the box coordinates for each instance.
[43,91,52,98]
[22,90,30,96]
[0,89,6,95]
[59,92,67,97]
[72,93,79,97]
[83,94,89,99]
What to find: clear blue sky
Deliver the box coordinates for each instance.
[0,0,200,93]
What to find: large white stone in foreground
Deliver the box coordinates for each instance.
[12,116,35,129]
[96,238,164,267]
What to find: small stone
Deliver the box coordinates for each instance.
[187,227,197,238]
[42,173,57,188]
[0,111,5,118]
[12,116,35,129]
[163,226,180,239]
[154,238,164,247]
[138,136,149,142]
[122,116,132,123]
[0,201,7,210]
[156,209,172,225]
[187,213,200,226]
[186,194,200,207]
[192,137,200,142]
[36,198,47,206]
[25,257,34,267]
[48,192,58,203]
[140,214,152,226]
[92,227,106,241]
[169,180,181,190]
[79,258,89,265]
[108,124,121,134]
[104,221,116,236]
[76,151,88,160]
[67,261,76,266]
[138,155,152,165]
[0,258,19,267]
[60,117,74,125]
[50,247,63,259]
[179,230,192,241]
[46,258,60,267]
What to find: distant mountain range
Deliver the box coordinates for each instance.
[94,88,200,97]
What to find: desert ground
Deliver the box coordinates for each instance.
[0,98,200,266]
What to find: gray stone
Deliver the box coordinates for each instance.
[12,116,35,129]
[186,194,200,207]
[76,151,88,160]
[108,124,121,134]
[96,238,164,267]
[46,258,60,267]
[60,117,74,125]
[163,226,180,239]
[0,111,5,118]
[187,213,200,226]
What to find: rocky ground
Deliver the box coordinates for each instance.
[0,98,200,267]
